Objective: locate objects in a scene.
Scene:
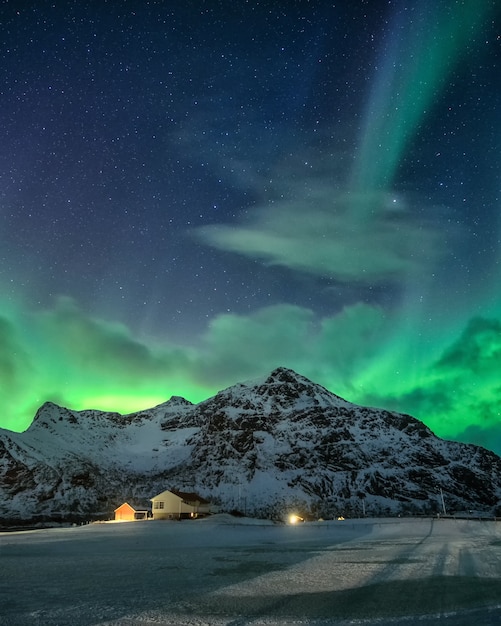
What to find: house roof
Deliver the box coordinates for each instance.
[150,489,210,505]
[171,489,210,505]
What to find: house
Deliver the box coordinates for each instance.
[150,488,211,520]
[114,502,150,521]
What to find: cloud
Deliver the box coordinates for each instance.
[0,317,31,390]
[445,388,501,453]
[37,296,191,383]
[454,421,501,454]
[434,317,501,376]
[196,302,389,390]
[317,302,386,374]
[196,190,444,286]
[196,304,316,384]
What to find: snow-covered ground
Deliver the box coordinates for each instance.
[1,515,501,625]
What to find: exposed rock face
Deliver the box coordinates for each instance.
[1,367,500,522]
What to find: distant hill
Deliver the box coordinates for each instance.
[1,367,500,523]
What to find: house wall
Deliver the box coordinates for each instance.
[151,491,185,519]
[151,490,209,520]
[114,503,136,521]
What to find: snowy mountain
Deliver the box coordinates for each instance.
[1,367,501,523]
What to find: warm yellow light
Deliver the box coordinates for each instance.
[288,514,303,524]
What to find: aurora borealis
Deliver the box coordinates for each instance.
[1,2,500,453]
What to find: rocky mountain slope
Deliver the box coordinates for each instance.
[1,367,500,523]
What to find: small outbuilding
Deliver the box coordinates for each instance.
[150,488,211,520]
[114,502,150,521]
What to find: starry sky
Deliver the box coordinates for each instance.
[1,1,500,453]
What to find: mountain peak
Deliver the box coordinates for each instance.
[264,366,307,385]
[29,401,66,426]
[167,395,193,406]
[255,366,349,409]
[37,401,63,412]
[203,366,350,419]
[152,396,193,410]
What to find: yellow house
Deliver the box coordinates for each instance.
[150,488,211,520]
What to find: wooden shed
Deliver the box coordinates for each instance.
[150,489,211,520]
[114,502,150,521]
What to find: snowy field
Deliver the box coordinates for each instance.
[2,515,501,626]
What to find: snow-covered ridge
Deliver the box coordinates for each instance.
[1,367,500,522]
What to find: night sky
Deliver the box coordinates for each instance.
[1,2,500,453]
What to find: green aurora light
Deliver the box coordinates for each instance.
[351,0,497,192]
